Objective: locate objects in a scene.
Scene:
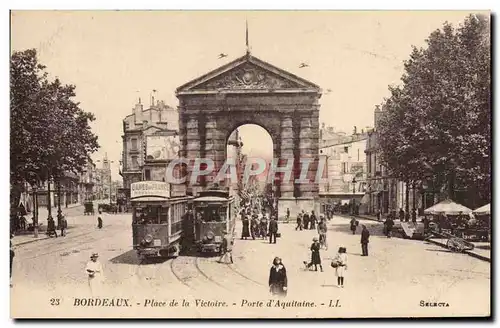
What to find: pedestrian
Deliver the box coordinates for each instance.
[304,237,323,272]
[268,257,287,297]
[241,215,250,240]
[250,215,259,240]
[47,216,58,238]
[268,216,278,244]
[399,208,405,222]
[411,208,417,223]
[60,215,68,237]
[376,209,381,222]
[86,253,104,296]
[295,212,303,231]
[286,207,290,222]
[97,211,103,229]
[332,247,348,288]
[303,211,310,230]
[384,216,394,238]
[349,217,358,235]
[361,225,370,256]
[10,237,14,287]
[310,210,317,230]
[218,230,233,264]
[317,216,328,250]
[260,214,268,239]
[19,215,27,231]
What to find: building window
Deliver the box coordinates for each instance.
[357,149,360,161]
[344,146,349,153]
[131,138,138,150]
[342,162,347,174]
[131,156,139,170]
[145,169,151,180]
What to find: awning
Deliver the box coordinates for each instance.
[472,203,490,215]
[424,199,472,215]
[341,200,350,205]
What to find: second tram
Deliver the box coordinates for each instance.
[193,188,236,253]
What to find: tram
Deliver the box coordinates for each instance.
[193,188,236,253]
[131,181,192,258]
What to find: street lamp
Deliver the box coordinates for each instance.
[56,180,63,229]
[352,177,357,214]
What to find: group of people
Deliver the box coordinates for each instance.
[269,245,350,296]
[46,215,68,238]
[295,210,320,231]
[240,206,279,244]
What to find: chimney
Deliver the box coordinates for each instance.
[134,101,143,124]
[374,105,383,130]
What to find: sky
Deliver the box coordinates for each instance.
[10,10,483,180]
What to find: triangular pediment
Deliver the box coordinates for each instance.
[176,54,320,93]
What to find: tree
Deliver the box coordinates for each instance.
[377,14,490,208]
[10,49,99,209]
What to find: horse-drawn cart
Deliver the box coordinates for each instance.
[84,201,95,215]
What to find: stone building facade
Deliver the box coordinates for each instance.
[121,99,179,191]
[318,130,369,213]
[365,106,423,216]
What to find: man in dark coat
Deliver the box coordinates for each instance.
[399,208,405,222]
[268,217,278,244]
[303,212,310,230]
[309,211,317,230]
[97,212,103,229]
[47,216,58,237]
[350,217,358,235]
[411,208,417,223]
[384,217,394,238]
[60,215,68,237]
[295,213,303,231]
[361,225,370,256]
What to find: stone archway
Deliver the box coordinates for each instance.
[176,53,321,218]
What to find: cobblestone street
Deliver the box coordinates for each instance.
[11,214,490,318]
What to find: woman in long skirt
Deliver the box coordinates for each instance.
[304,237,323,272]
[332,247,348,288]
[241,215,250,240]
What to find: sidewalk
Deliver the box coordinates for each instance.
[425,238,491,262]
[340,213,491,263]
[12,204,85,247]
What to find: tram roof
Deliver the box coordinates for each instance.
[131,196,169,202]
[193,196,228,202]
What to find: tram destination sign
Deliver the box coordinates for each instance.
[130,181,171,199]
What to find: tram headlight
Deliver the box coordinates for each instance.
[205,231,215,240]
[144,234,154,243]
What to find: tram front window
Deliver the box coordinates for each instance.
[133,205,169,224]
[196,206,227,222]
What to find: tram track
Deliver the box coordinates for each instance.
[169,256,230,292]
[223,262,265,287]
[19,226,126,261]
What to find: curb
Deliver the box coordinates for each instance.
[13,236,50,246]
[337,214,381,223]
[425,239,491,263]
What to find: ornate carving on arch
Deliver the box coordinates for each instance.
[194,63,302,91]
